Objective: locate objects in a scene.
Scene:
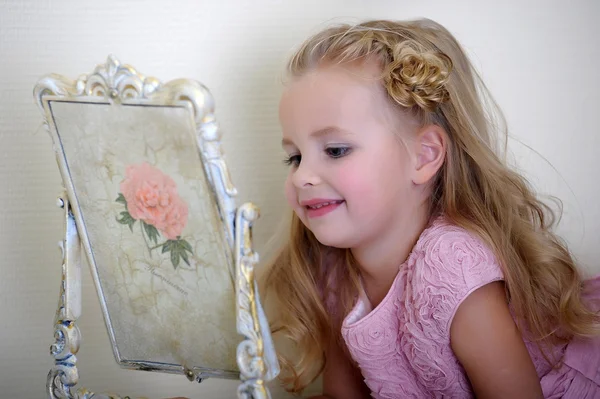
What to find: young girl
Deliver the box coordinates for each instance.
[263,18,600,398]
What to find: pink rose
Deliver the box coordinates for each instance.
[120,162,188,240]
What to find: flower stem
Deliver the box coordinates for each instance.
[140,223,152,257]
[148,242,167,251]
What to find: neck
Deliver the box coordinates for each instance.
[351,203,431,302]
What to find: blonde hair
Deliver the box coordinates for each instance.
[262,18,600,392]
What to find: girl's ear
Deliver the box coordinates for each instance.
[411,124,447,185]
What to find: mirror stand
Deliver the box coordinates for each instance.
[47,195,277,399]
[47,195,123,399]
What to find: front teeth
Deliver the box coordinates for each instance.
[308,201,339,209]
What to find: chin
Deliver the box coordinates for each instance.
[311,229,354,249]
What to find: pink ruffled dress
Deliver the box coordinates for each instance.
[341,217,600,398]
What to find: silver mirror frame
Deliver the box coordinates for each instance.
[34,55,279,399]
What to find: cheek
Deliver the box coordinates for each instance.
[285,176,308,223]
[335,153,411,206]
[333,161,378,203]
[284,176,298,207]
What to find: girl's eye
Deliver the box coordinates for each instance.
[326,146,351,158]
[283,154,301,167]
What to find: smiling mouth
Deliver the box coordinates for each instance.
[306,200,344,210]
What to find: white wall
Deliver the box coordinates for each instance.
[1,0,598,398]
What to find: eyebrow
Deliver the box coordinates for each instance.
[281,126,352,146]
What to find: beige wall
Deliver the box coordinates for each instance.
[1,0,598,398]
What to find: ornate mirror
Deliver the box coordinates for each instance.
[34,55,279,399]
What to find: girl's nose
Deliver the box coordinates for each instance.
[291,160,321,188]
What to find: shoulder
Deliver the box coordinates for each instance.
[405,217,505,332]
[414,216,504,291]
[397,218,509,395]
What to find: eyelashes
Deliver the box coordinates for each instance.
[283,146,352,167]
[283,155,301,167]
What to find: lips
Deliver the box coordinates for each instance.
[300,198,345,218]
[307,200,343,209]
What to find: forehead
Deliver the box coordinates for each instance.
[278,61,393,137]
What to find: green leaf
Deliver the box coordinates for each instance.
[115,193,127,205]
[180,249,190,266]
[171,250,180,269]
[116,211,136,232]
[180,239,193,253]
[160,239,193,269]
[143,222,160,244]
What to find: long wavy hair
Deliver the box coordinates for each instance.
[261,18,600,392]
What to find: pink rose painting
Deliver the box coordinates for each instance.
[116,162,193,269]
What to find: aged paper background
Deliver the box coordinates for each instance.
[50,100,238,372]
